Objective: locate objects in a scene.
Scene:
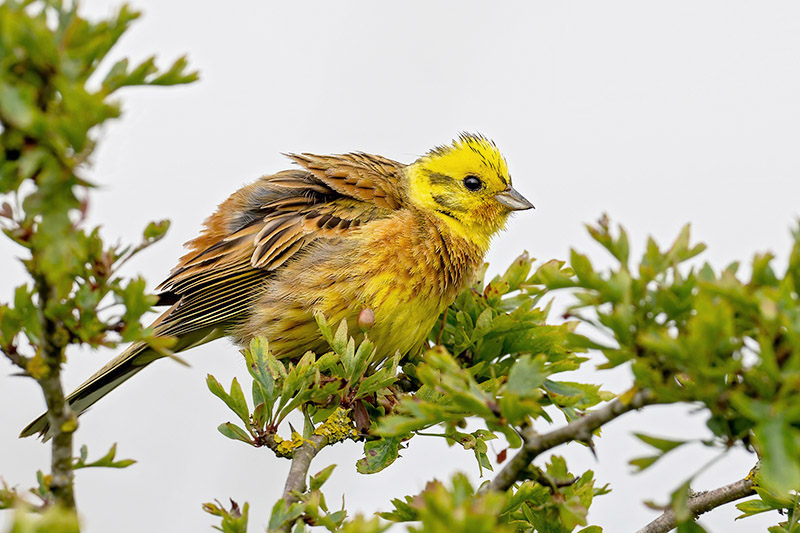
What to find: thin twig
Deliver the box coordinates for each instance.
[1,344,31,371]
[636,476,756,533]
[483,389,655,493]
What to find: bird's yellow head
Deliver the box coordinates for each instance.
[406,133,533,250]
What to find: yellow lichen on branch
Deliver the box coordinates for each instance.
[313,407,358,444]
[274,432,307,458]
[268,408,357,459]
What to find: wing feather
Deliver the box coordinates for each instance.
[285,152,405,210]
[152,155,406,339]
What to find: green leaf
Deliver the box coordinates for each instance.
[634,433,688,453]
[0,83,35,128]
[735,498,775,519]
[355,353,399,399]
[149,54,200,86]
[474,308,493,336]
[207,374,253,432]
[337,516,391,533]
[268,499,305,531]
[143,219,170,242]
[754,486,795,510]
[501,251,532,291]
[309,464,337,491]
[754,417,800,495]
[543,379,585,407]
[628,455,661,472]
[505,355,546,394]
[333,319,349,355]
[342,337,357,379]
[203,499,249,533]
[357,437,402,474]
[676,521,706,532]
[217,422,252,445]
[349,337,376,382]
[73,443,136,469]
[227,377,251,429]
[570,250,596,284]
[207,374,228,403]
[246,337,276,405]
[315,312,334,346]
[670,479,692,523]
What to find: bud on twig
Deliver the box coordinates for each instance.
[358,307,375,332]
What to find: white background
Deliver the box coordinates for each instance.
[2,1,799,531]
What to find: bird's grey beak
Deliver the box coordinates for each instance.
[495,187,534,211]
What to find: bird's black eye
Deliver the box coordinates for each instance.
[463,175,483,191]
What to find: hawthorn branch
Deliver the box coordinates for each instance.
[275,434,327,532]
[484,389,655,493]
[33,274,76,510]
[282,434,327,503]
[636,476,756,533]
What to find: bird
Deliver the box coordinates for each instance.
[21,133,533,438]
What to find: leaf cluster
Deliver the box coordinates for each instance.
[378,254,612,478]
[0,1,195,370]
[543,215,800,528]
[380,463,605,533]
[207,317,399,456]
[0,0,195,525]
[207,464,389,533]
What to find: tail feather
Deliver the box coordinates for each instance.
[20,326,225,440]
[20,342,154,439]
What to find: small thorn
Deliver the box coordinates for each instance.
[587,439,598,460]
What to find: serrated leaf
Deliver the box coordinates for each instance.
[207,374,228,403]
[543,379,585,407]
[357,437,401,474]
[501,251,532,291]
[505,354,546,394]
[73,443,136,469]
[143,219,170,242]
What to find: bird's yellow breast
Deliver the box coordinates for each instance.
[235,209,483,360]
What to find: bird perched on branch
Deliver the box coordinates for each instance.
[21,133,533,438]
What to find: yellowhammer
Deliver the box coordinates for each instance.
[21,133,532,437]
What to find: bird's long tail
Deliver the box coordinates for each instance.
[20,325,225,439]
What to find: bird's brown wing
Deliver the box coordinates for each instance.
[154,153,407,337]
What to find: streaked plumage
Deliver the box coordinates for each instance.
[21,133,532,438]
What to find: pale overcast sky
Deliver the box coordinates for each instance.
[2,1,800,531]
